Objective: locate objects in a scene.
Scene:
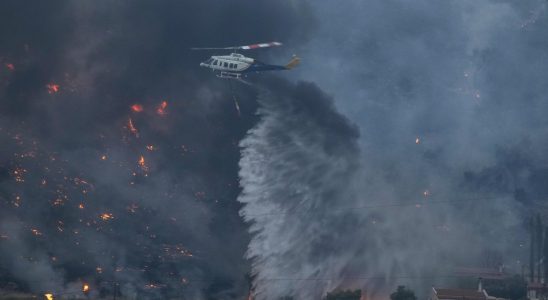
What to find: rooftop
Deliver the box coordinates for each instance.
[434,288,487,300]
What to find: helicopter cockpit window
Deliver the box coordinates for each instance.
[205,58,213,64]
[212,60,218,66]
[224,62,228,68]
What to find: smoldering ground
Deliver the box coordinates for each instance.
[0,1,315,299]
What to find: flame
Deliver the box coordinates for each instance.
[156,100,168,115]
[127,118,139,137]
[83,283,90,293]
[44,293,54,300]
[138,155,148,171]
[100,213,114,221]
[5,63,14,71]
[46,83,60,94]
[131,104,143,112]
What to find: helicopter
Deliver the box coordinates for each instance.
[192,42,300,82]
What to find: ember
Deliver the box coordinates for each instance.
[131,104,143,112]
[156,100,168,115]
[5,63,14,71]
[46,83,60,94]
[44,293,54,300]
[138,155,148,171]
[100,213,114,221]
[128,118,139,137]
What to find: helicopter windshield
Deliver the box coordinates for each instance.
[202,58,214,65]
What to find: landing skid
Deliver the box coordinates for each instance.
[217,72,252,85]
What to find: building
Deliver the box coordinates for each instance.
[527,282,548,300]
[430,279,507,300]
[431,288,487,300]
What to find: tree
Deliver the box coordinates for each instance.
[390,286,417,300]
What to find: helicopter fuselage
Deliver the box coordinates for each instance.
[200,53,288,79]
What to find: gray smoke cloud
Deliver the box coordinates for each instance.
[238,79,361,299]
[237,1,548,298]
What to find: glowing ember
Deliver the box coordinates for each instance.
[82,283,90,293]
[44,293,54,300]
[12,167,26,182]
[156,100,168,115]
[100,155,107,160]
[46,83,60,94]
[78,203,85,209]
[138,155,148,171]
[100,213,114,221]
[5,63,14,71]
[131,104,143,112]
[127,118,139,137]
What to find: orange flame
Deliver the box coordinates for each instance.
[156,100,168,115]
[44,293,54,300]
[46,83,60,94]
[138,155,149,171]
[131,104,143,112]
[82,283,90,293]
[100,213,114,221]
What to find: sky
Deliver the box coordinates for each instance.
[1,1,548,299]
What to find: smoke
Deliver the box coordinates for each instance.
[238,79,361,299]
[238,0,548,298]
[238,77,527,298]
[0,1,315,299]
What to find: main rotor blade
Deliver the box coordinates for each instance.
[191,41,282,51]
